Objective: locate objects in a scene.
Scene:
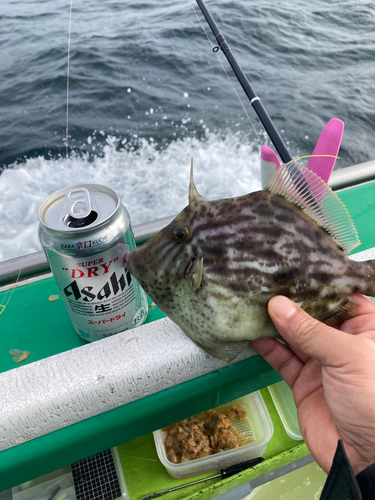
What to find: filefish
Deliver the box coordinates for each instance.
[124,159,375,362]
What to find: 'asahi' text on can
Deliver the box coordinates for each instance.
[38,184,148,341]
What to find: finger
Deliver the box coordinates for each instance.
[288,344,311,364]
[273,337,311,363]
[250,337,304,388]
[292,358,323,407]
[268,296,356,367]
[276,336,310,363]
[338,295,375,334]
[357,331,375,342]
[348,293,375,314]
[341,315,375,334]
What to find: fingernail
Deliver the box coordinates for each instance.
[348,293,373,304]
[269,296,297,319]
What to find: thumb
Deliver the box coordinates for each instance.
[268,296,354,366]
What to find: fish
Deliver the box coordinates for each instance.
[124,159,375,362]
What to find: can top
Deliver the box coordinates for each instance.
[38,184,120,232]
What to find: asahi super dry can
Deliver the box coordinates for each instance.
[38,184,148,341]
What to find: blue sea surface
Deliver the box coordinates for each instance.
[0,0,375,260]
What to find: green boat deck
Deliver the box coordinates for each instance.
[1,180,375,495]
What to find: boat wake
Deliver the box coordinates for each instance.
[0,132,262,261]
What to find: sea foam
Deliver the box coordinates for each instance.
[0,132,261,261]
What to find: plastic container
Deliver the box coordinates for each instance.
[268,380,303,441]
[12,448,128,500]
[12,468,76,500]
[153,391,273,478]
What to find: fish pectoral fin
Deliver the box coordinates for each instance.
[203,340,250,364]
[191,257,204,292]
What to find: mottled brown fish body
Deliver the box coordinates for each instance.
[126,188,375,361]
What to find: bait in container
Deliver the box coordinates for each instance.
[153,391,273,478]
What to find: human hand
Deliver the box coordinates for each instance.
[250,294,375,475]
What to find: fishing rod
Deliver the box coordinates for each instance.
[195,0,293,164]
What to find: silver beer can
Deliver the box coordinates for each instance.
[38,184,148,341]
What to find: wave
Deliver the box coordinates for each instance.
[0,132,261,261]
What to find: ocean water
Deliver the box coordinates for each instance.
[1,0,375,261]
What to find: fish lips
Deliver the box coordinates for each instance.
[123,251,131,271]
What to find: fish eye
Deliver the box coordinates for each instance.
[173,226,191,243]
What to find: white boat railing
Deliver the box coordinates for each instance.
[328,158,375,190]
[1,158,375,287]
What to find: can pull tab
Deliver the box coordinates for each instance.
[63,188,98,228]
[67,188,92,219]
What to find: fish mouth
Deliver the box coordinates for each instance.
[123,251,131,271]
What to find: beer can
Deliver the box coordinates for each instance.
[38,184,148,341]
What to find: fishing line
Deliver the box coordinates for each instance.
[2,2,73,315]
[66,0,74,157]
[0,257,26,317]
[188,0,262,145]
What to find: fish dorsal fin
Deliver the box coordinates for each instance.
[189,157,209,204]
[265,161,361,255]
